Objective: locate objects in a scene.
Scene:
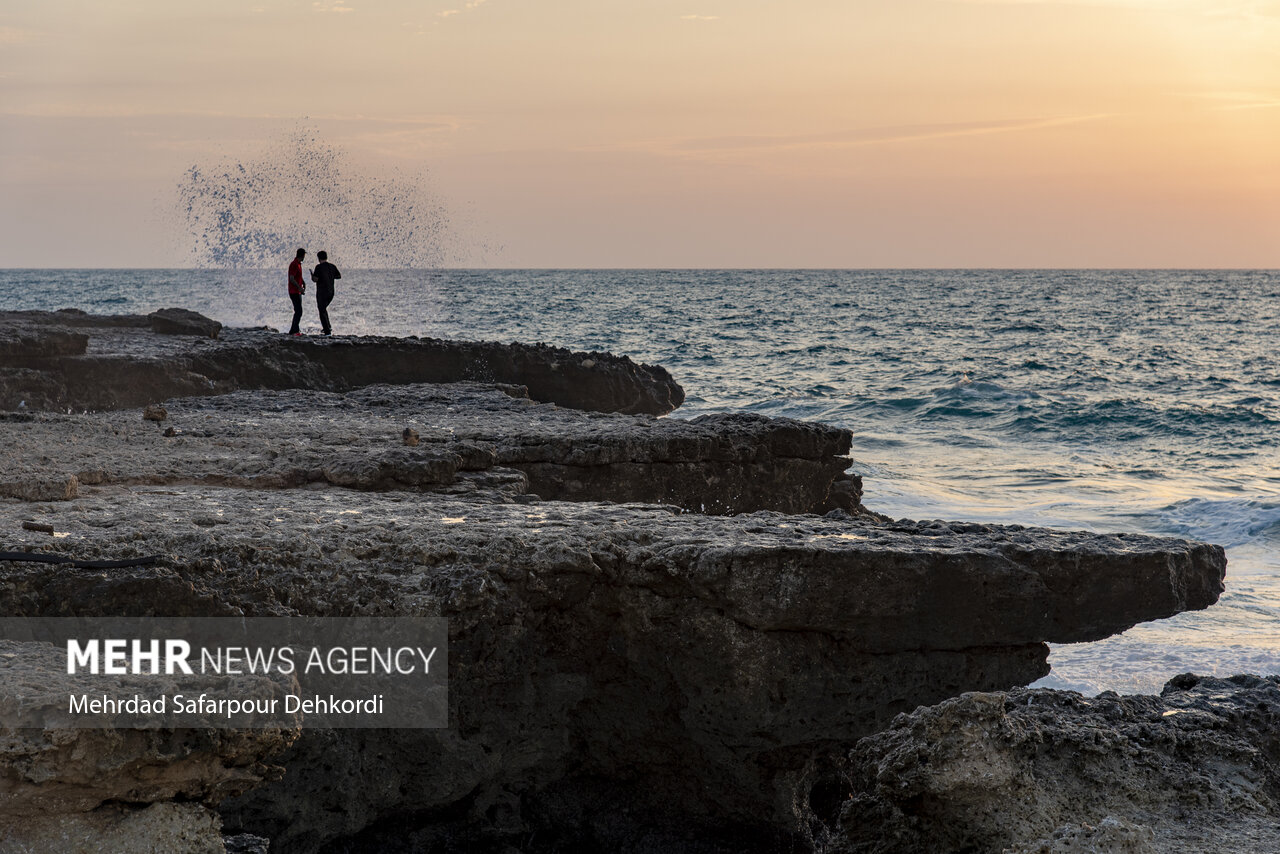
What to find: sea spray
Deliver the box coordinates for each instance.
[171,125,455,329]
[176,125,450,270]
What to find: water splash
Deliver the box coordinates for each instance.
[177,125,450,269]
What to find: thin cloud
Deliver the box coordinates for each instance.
[943,0,1165,5]
[1183,91,1280,111]
[1220,101,1280,110]
[681,14,720,20]
[943,0,1280,14]
[564,114,1113,165]
[437,0,490,20]
[0,109,469,131]
[312,1,355,13]
[654,114,1112,155]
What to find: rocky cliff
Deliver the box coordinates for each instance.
[0,483,1225,852]
[0,309,1233,853]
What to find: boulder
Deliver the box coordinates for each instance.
[149,307,223,339]
[824,674,1280,854]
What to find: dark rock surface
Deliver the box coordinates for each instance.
[0,482,1225,853]
[823,674,1280,854]
[0,473,80,502]
[0,642,295,852]
[149,307,224,338]
[0,309,683,415]
[5,307,155,329]
[223,834,272,854]
[0,383,858,515]
[0,320,88,358]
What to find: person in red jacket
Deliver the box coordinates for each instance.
[287,248,307,335]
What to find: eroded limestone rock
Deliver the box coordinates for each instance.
[0,383,857,514]
[0,321,88,358]
[0,474,78,502]
[0,485,1225,852]
[823,675,1280,854]
[0,309,683,415]
[148,308,223,339]
[0,643,296,854]
[2,802,226,854]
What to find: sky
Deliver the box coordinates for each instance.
[1,0,1278,268]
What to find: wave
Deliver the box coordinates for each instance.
[882,389,1280,445]
[1151,497,1280,548]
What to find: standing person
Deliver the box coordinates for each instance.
[310,250,342,336]
[287,248,307,335]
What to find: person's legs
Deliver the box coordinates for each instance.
[317,287,333,334]
[289,292,303,334]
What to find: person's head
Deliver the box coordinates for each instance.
[317,251,328,261]
[296,248,306,260]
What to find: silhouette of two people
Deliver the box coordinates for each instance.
[285,248,342,336]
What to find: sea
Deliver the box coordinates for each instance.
[2,268,1278,696]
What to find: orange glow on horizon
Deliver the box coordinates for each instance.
[1,0,1277,267]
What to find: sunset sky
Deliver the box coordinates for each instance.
[1,0,1278,267]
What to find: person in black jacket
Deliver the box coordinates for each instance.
[310,251,342,335]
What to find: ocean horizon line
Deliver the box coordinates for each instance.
[1,265,1277,273]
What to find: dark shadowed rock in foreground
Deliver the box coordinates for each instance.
[824,674,1280,854]
[0,479,1225,853]
[0,643,294,853]
[0,308,684,415]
